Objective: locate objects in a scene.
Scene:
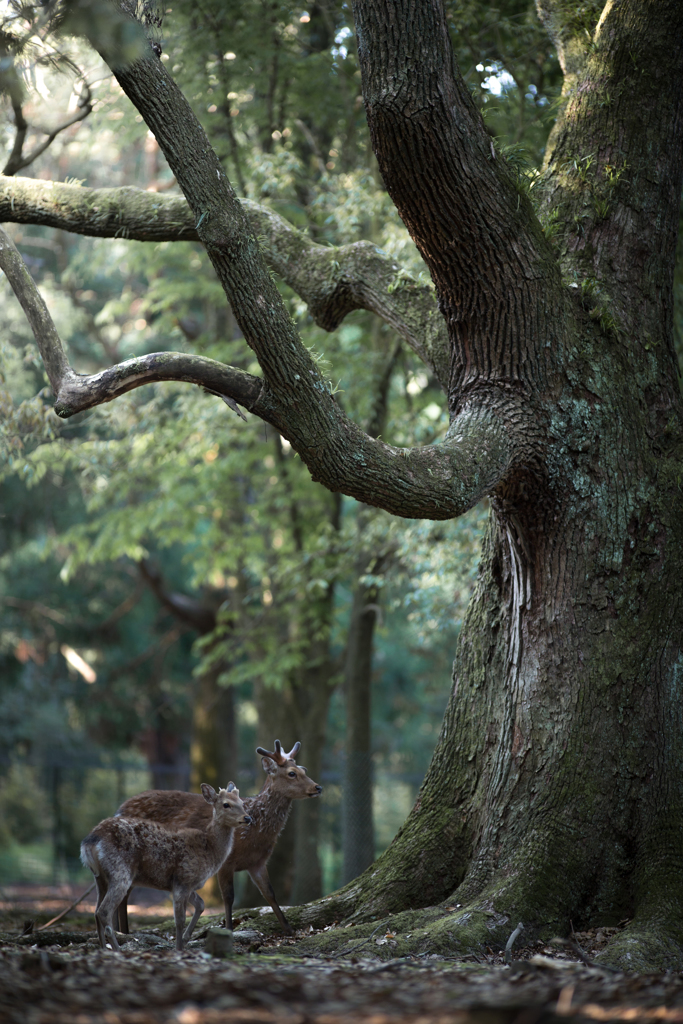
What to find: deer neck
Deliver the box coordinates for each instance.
[206,815,234,849]
[246,779,293,838]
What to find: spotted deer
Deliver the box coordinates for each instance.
[115,740,322,935]
[81,783,250,951]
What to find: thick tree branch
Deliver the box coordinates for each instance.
[0,174,197,240]
[139,560,218,634]
[534,0,603,87]
[105,23,522,518]
[0,223,261,416]
[351,0,552,323]
[538,0,683,395]
[0,174,449,387]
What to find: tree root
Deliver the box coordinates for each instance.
[597,925,683,974]
[242,889,683,971]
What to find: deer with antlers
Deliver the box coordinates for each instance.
[115,740,322,935]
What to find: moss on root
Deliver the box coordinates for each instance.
[238,898,683,971]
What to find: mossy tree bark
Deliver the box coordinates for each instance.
[3,0,683,970]
[299,0,683,971]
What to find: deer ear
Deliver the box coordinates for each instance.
[227,782,235,792]
[261,756,278,775]
[201,783,216,802]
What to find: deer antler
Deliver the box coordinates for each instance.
[255,739,301,765]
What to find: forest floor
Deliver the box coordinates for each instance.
[1,890,683,1024]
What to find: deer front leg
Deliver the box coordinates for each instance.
[217,863,235,930]
[182,890,205,943]
[116,887,132,933]
[248,863,293,936]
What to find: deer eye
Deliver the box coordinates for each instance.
[288,771,297,777]
[223,802,229,807]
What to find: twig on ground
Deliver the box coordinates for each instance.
[550,937,622,973]
[332,920,389,959]
[36,882,96,931]
[504,921,524,964]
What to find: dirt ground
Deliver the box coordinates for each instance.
[2,888,683,1024]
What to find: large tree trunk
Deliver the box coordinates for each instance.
[292,0,683,972]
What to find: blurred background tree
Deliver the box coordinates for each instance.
[0,0,605,907]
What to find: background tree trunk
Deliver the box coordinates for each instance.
[190,663,237,792]
[341,564,379,884]
[289,630,338,905]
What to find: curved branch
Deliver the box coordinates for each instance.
[55,352,263,417]
[139,560,217,634]
[0,174,449,387]
[0,224,69,388]
[0,214,513,518]
[0,224,261,416]
[2,74,94,177]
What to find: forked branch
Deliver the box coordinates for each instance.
[0,175,449,388]
[0,224,262,416]
[3,82,94,177]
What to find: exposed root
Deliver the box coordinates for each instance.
[239,894,683,971]
[597,926,683,973]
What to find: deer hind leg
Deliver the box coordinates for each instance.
[248,863,293,935]
[182,890,205,943]
[172,889,190,950]
[96,876,130,951]
[217,864,235,930]
[117,887,132,934]
[93,874,109,947]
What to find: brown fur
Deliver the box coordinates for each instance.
[116,740,322,934]
[82,784,250,950]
